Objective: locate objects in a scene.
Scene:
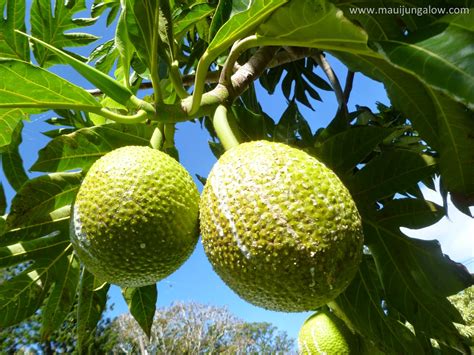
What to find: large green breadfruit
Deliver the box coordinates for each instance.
[70,146,200,287]
[298,310,358,354]
[200,141,363,312]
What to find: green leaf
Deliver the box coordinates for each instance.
[333,257,424,354]
[348,150,437,203]
[30,0,98,67]
[378,198,445,230]
[432,91,474,196]
[1,120,28,192]
[0,59,100,111]
[0,231,69,269]
[209,0,233,42]
[173,3,215,39]
[0,108,28,151]
[6,172,83,229]
[0,212,70,247]
[364,219,472,351]
[273,100,312,146]
[31,123,156,172]
[17,32,134,106]
[122,284,157,338]
[0,0,29,60]
[256,0,370,54]
[0,267,49,327]
[334,52,474,199]
[313,126,395,176]
[375,13,474,110]
[124,0,161,74]
[207,0,287,55]
[41,253,80,340]
[77,269,110,354]
[0,243,73,327]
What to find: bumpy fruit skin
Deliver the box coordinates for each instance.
[200,141,363,312]
[70,146,200,287]
[298,310,357,354]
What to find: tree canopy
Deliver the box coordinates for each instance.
[0,0,473,353]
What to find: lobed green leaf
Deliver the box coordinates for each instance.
[41,253,81,340]
[364,219,472,351]
[77,269,110,353]
[256,0,371,54]
[31,123,156,173]
[1,120,28,192]
[0,0,29,60]
[0,243,74,328]
[6,172,83,229]
[333,257,424,354]
[0,59,100,111]
[0,232,69,269]
[348,150,437,204]
[313,126,396,176]
[375,13,474,110]
[30,0,98,67]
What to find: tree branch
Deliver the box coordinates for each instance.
[343,70,355,104]
[86,47,314,97]
[312,51,347,113]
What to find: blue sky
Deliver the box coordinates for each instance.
[3,1,473,343]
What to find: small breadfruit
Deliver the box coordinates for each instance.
[199,141,363,312]
[70,145,200,287]
[298,310,358,354]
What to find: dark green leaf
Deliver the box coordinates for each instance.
[31,0,98,67]
[334,257,424,354]
[375,13,474,109]
[0,59,101,111]
[348,150,437,203]
[333,52,474,202]
[77,269,110,353]
[273,101,312,146]
[365,220,472,351]
[41,253,80,340]
[0,0,29,60]
[209,0,233,42]
[6,172,83,229]
[31,123,155,172]
[122,284,157,338]
[313,126,395,176]
[378,198,445,230]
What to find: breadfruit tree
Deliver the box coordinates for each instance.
[0,0,473,353]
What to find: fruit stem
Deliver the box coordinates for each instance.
[213,105,241,151]
[94,108,149,123]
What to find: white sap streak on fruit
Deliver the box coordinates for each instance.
[210,167,251,259]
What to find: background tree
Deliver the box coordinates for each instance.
[106,302,294,354]
[0,0,473,354]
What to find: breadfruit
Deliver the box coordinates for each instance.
[298,310,358,354]
[199,141,363,311]
[70,145,200,287]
